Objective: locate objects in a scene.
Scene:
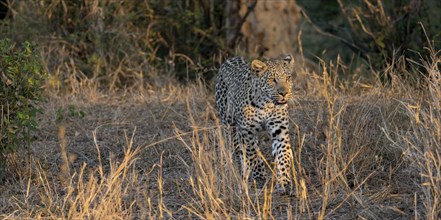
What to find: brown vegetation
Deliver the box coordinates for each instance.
[1,46,440,218]
[1,0,440,219]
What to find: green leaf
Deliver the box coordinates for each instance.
[375,36,385,49]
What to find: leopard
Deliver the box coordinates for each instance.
[215,54,295,194]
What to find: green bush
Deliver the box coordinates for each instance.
[0,39,46,179]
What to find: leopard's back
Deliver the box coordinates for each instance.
[215,57,251,125]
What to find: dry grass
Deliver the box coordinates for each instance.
[0,46,439,219]
[1,1,440,219]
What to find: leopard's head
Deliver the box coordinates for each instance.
[251,55,295,105]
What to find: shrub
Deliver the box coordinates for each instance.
[0,39,46,180]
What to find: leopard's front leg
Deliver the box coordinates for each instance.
[235,126,267,187]
[267,109,293,193]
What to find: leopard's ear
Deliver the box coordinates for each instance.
[251,59,267,76]
[283,54,294,66]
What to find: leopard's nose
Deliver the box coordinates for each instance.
[278,89,288,97]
